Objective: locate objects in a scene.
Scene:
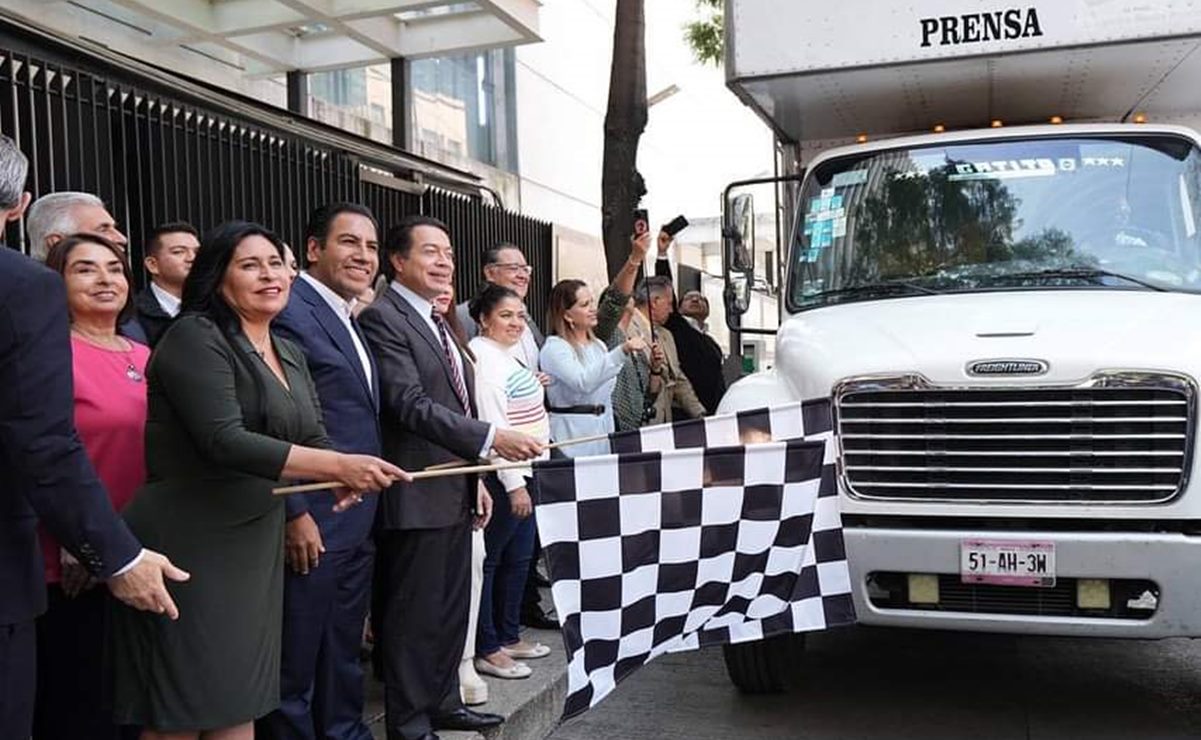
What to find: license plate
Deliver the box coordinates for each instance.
[960,539,1055,587]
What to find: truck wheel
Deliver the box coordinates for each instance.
[722,633,804,693]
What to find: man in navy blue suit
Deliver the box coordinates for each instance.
[0,134,189,738]
[263,202,385,740]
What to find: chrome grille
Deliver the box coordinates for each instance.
[836,372,1195,503]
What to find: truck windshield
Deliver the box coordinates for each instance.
[789,135,1201,309]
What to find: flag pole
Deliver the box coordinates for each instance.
[273,458,539,496]
[421,432,612,472]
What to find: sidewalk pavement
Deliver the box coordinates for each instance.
[365,625,568,740]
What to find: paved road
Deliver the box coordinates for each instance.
[547,627,1201,739]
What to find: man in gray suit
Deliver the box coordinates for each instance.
[455,242,543,368]
[359,216,543,740]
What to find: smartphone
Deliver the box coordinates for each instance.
[633,208,649,236]
[662,214,689,237]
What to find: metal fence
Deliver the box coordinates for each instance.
[0,19,553,323]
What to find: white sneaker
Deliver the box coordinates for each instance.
[459,657,489,705]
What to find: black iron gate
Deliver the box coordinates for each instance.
[0,19,553,322]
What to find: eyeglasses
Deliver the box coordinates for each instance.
[492,262,532,276]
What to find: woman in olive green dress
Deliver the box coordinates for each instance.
[109,221,406,740]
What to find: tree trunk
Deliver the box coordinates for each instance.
[601,0,648,280]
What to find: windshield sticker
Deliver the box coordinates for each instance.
[832,170,869,188]
[807,194,844,215]
[948,158,1058,181]
[801,247,823,262]
[1082,156,1125,167]
[808,220,835,247]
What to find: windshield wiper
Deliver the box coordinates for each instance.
[808,280,942,302]
[987,267,1168,292]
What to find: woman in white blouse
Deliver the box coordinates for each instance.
[469,284,554,680]
[539,279,646,458]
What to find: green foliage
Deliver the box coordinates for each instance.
[684,0,723,66]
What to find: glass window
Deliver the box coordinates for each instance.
[408,48,516,171]
[788,135,1201,311]
[307,63,393,145]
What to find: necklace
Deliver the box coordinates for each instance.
[245,330,271,357]
[70,327,143,383]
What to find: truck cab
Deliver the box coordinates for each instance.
[718,0,1201,692]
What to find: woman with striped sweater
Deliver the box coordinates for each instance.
[468,284,553,680]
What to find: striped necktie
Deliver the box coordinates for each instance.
[431,308,471,413]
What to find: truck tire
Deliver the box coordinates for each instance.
[722,633,804,693]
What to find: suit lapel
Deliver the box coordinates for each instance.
[297,279,374,405]
[389,289,470,413]
[351,319,381,412]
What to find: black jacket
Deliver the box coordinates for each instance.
[654,258,726,414]
[0,248,141,624]
[133,286,175,348]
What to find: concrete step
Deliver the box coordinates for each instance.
[367,626,567,740]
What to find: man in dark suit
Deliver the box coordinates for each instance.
[655,231,727,414]
[0,134,189,738]
[134,221,199,347]
[359,215,543,740]
[262,203,384,740]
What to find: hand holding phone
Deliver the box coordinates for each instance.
[662,215,689,237]
[633,208,649,236]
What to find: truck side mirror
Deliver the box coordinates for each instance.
[723,192,755,315]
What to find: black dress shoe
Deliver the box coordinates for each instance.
[521,609,560,631]
[431,707,504,731]
[414,734,440,740]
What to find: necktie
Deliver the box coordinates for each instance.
[431,308,471,413]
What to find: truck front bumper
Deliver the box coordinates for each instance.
[845,526,1201,638]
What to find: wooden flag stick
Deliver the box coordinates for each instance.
[272,432,613,496]
[273,458,537,496]
[421,432,612,472]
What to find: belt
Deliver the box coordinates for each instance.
[548,404,606,416]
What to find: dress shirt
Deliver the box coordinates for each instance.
[300,271,373,393]
[150,282,181,318]
[390,280,494,458]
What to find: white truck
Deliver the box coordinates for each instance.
[718,0,1201,692]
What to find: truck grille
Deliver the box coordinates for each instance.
[836,372,1194,503]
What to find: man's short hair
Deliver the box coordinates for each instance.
[634,275,673,307]
[145,221,200,256]
[26,192,106,261]
[382,214,450,279]
[483,241,523,267]
[0,135,28,213]
[304,202,379,248]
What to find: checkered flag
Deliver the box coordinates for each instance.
[533,403,853,719]
[607,402,819,454]
[608,401,845,641]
